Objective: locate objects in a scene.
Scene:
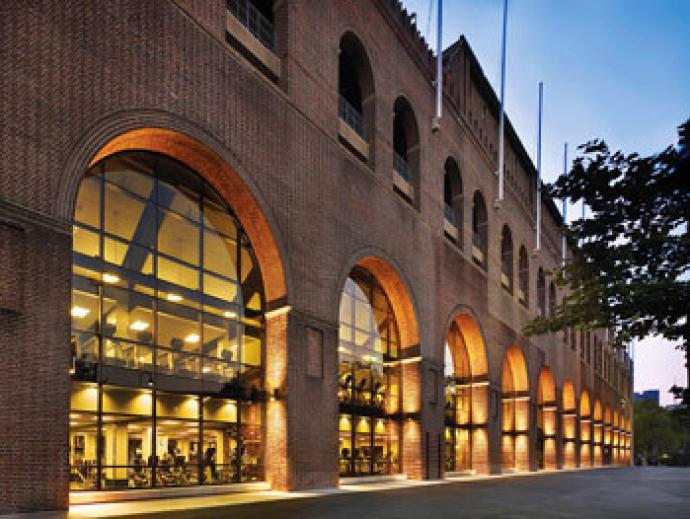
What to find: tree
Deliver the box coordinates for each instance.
[634,400,688,463]
[524,119,690,403]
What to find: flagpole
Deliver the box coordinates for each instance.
[496,0,508,204]
[561,142,568,266]
[433,0,443,130]
[535,81,543,253]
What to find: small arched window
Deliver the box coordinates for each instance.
[518,246,529,306]
[548,281,556,317]
[500,226,513,293]
[392,97,419,205]
[471,191,488,269]
[338,33,375,161]
[443,158,463,244]
[537,267,546,317]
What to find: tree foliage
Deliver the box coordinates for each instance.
[634,400,689,462]
[524,118,690,398]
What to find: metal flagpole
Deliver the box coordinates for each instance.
[433,0,443,130]
[535,81,543,253]
[496,0,508,203]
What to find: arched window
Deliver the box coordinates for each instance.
[548,281,556,317]
[338,266,403,477]
[226,0,281,78]
[338,33,375,161]
[471,191,488,269]
[392,96,419,204]
[443,158,463,244]
[537,267,546,317]
[518,246,529,306]
[500,225,513,293]
[70,151,266,490]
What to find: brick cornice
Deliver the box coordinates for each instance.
[0,197,70,236]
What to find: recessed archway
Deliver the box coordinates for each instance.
[561,380,577,468]
[579,390,592,467]
[501,344,530,472]
[592,399,603,466]
[537,367,557,470]
[336,255,422,479]
[444,311,489,475]
[613,408,621,464]
[603,405,612,465]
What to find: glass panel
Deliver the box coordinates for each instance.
[159,256,199,291]
[203,273,237,303]
[203,200,237,239]
[101,415,154,489]
[202,398,239,484]
[240,404,263,482]
[104,155,155,200]
[69,412,99,490]
[241,332,261,367]
[74,175,101,228]
[157,178,201,223]
[203,230,237,280]
[104,183,156,247]
[158,209,200,266]
[70,382,98,412]
[104,237,154,276]
[73,225,100,258]
[72,277,99,332]
[157,301,201,354]
[339,414,353,476]
[102,287,154,344]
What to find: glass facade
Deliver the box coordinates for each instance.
[444,328,472,472]
[338,267,401,477]
[70,151,265,490]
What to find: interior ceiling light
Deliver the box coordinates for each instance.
[167,293,183,302]
[71,306,90,318]
[185,333,200,344]
[102,273,120,284]
[130,321,150,331]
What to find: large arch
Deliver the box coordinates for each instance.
[443,157,463,245]
[444,309,489,474]
[501,344,530,472]
[593,399,603,466]
[579,389,592,467]
[471,190,488,270]
[537,367,557,470]
[335,253,423,479]
[67,127,293,492]
[392,95,420,205]
[604,404,613,465]
[561,379,578,468]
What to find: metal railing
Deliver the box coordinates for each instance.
[227,0,275,51]
[444,204,458,227]
[393,152,411,182]
[339,96,365,138]
[472,231,485,251]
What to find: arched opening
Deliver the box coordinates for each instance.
[392,96,420,205]
[537,367,557,470]
[337,258,420,478]
[500,225,514,293]
[603,405,613,465]
[561,380,577,468]
[501,345,530,472]
[443,158,463,244]
[579,390,592,467]
[444,313,489,474]
[593,399,603,466]
[548,281,556,317]
[69,149,278,492]
[518,246,529,307]
[624,411,632,464]
[613,408,620,464]
[537,268,546,317]
[338,32,375,161]
[471,191,488,270]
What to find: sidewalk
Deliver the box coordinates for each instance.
[2,467,620,519]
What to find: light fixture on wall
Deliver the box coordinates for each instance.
[102,273,120,284]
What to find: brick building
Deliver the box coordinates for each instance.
[0,0,633,513]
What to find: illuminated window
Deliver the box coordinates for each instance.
[70,151,265,490]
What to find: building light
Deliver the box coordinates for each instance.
[130,321,150,331]
[167,293,183,302]
[185,333,200,344]
[102,273,120,284]
[71,306,90,319]
[224,311,238,319]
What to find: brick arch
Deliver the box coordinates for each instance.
[502,344,529,394]
[445,308,488,380]
[562,379,577,411]
[81,127,288,305]
[537,366,557,469]
[501,344,530,472]
[561,379,578,468]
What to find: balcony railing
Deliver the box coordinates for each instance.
[227,0,275,51]
[339,96,365,138]
[393,152,411,183]
[444,204,458,227]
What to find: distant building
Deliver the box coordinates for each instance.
[634,390,660,405]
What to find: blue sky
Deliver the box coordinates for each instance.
[401,0,690,405]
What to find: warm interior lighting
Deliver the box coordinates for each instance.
[185,333,200,344]
[167,293,183,302]
[130,320,150,331]
[71,306,90,318]
[102,272,120,284]
[224,311,238,319]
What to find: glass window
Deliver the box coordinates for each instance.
[74,175,101,228]
[203,230,237,280]
[158,209,200,266]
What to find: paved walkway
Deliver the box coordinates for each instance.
[5,467,690,519]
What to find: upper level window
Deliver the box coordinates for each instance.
[548,281,556,317]
[500,225,513,293]
[471,191,488,269]
[226,0,280,78]
[392,97,419,204]
[338,33,375,161]
[518,246,529,306]
[537,267,546,317]
[443,158,463,244]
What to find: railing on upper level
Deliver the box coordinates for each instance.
[227,0,275,51]
[444,204,458,227]
[393,152,411,183]
[338,96,365,139]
